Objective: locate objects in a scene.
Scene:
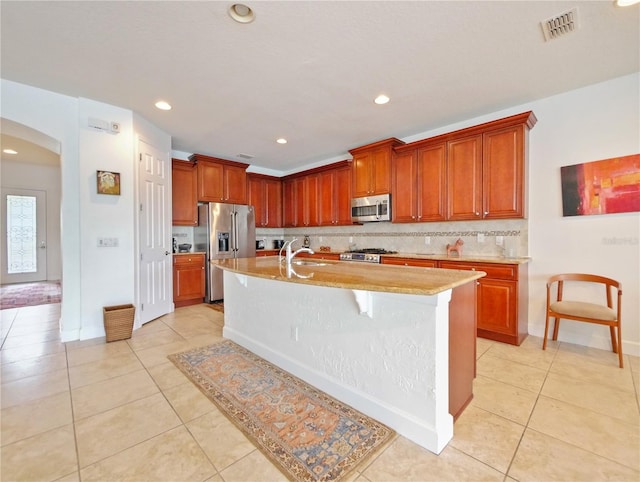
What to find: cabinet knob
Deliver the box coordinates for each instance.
[475,212,480,216]
[484,211,489,216]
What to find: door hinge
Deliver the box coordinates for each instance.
[140,203,143,212]
[141,303,144,311]
[139,153,142,161]
[140,252,143,261]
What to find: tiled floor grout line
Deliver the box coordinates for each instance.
[65,342,84,482]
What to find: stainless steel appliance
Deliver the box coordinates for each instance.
[351,194,391,222]
[339,248,397,263]
[195,203,256,302]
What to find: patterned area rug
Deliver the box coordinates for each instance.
[0,281,61,310]
[169,340,394,482]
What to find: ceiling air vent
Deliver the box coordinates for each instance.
[541,7,579,41]
[236,153,254,160]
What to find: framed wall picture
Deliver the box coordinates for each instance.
[97,170,121,195]
[560,154,640,216]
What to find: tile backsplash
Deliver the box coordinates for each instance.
[257,218,528,258]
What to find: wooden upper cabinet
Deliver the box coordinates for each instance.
[283,175,317,227]
[482,124,526,219]
[319,165,352,226]
[392,142,446,223]
[447,135,483,220]
[171,159,198,226]
[350,138,404,197]
[247,174,282,228]
[190,154,249,204]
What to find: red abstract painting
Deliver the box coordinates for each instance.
[560,154,640,216]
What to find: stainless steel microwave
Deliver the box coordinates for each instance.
[351,194,391,222]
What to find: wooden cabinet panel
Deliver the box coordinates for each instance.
[173,253,205,307]
[248,174,282,227]
[196,159,224,202]
[283,178,296,227]
[381,257,437,268]
[477,279,517,336]
[483,125,525,219]
[417,143,447,221]
[447,135,483,220]
[283,174,319,227]
[439,259,527,345]
[391,151,418,222]
[191,154,248,204]
[171,159,198,226]
[319,166,352,226]
[350,138,404,197]
[393,143,446,223]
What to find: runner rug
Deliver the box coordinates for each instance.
[168,340,394,482]
[0,281,61,310]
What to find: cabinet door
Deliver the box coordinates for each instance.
[172,161,198,226]
[417,143,447,221]
[264,178,282,227]
[247,176,265,226]
[352,152,372,197]
[173,255,205,302]
[283,179,297,227]
[392,151,418,222]
[197,161,224,202]
[447,135,482,220]
[318,170,335,226]
[483,125,524,219]
[371,147,391,195]
[334,166,352,225]
[304,174,320,226]
[477,279,517,336]
[223,164,247,204]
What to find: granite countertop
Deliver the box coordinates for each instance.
[213,257,485,296]
[173,251,206,255]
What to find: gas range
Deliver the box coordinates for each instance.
[339,248,397,263]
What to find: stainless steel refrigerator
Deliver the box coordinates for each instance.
[194,203,256,302]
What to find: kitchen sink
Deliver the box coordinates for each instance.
[292,260,328,267]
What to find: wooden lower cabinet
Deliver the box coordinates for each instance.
[382,256,528,346]
[439,261,528,345]
[173,253,205,307]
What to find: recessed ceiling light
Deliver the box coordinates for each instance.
[155,101,172,110]
[374,94,390,105]
[616,0,640,6]
[3,149,18,155]
[276,138,287,144]
[229,3,255,23]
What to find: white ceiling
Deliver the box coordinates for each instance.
[1,1,638,174]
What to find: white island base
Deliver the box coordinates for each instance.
[222,270,476,454]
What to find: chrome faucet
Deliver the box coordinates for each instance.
[284,238,315,266]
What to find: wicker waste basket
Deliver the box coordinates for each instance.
[103,304,135,342]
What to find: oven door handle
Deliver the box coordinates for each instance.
[375,201,381,220]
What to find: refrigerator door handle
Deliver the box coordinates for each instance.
[233,210,239,253]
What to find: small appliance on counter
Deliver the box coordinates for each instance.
[178,243,192,253]
[273,239,285,250]
[256,239,265,250]
[173,237,178,254]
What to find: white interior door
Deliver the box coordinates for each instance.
[1,188,47,284]
[138,140,172,323]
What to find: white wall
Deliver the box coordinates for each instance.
[0,160,62,280]
[77,98,136,339]
[1,79,171,342]
[1,79,82,338]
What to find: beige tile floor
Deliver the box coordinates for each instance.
[1,302,639,481]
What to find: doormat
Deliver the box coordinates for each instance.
[168,340,394,482]
[0,281,61,310]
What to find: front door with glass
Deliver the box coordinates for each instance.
[1,188,47,284]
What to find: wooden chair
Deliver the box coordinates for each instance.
[543,273,623,368]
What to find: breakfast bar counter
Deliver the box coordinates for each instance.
[214,257,484,454]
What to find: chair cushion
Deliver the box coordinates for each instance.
[550,301,617,321]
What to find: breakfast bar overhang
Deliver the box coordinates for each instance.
[214,257,485,454]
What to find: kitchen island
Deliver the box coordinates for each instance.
[214,257,485,454]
